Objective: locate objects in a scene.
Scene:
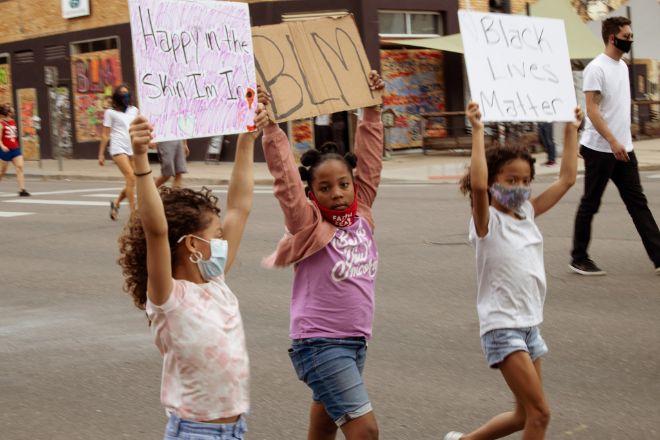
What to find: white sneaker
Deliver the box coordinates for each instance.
[444,432,464,440]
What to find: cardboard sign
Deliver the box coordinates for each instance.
[128,0,257,141]
[252,15,381,123]
[459,10,577,122]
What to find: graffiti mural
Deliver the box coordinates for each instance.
[288,119,314,163]
[49,87,74,158]
[71,49,122,142]
[0,64,12,107]
[380,50,446,149]
[17,88,40,160]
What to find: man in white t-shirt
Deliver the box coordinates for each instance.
[570,17,660,276]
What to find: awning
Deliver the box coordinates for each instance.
[388,0,603,60]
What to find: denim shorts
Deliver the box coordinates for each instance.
[163,413,247,440]
[0,147,21,162]
[480,326,548,369]
[289,337,372,426]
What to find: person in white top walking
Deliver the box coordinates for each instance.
[119,104,269,439]
[570,17,660,276]
[444,102,583,440]
[98,84,140,220]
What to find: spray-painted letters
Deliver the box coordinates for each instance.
[252,15,382,123]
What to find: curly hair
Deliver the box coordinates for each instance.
[298,142,358,193]
[459,144,536,201]
[118,186,221,310]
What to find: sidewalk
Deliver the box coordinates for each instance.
[8,137,660,185]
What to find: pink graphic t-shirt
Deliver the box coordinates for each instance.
[290,217,379,340]
[146,276,249,421]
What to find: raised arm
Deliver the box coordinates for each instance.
[259,88,316,235]
[222,104,269,274]
[129,116,172,306]
[354,70,385,208]
[467,102,490,238]
[531,108,584,217]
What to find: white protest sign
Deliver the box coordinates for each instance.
[128,0,257,141]
[458,10,577,122]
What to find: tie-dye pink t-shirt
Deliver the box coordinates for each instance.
[146,276,249,421]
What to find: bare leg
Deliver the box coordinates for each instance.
[0,160,8,181]
[12,155,26,191]
[464,352,548,440]
[340,411,378,440]
[308,402,337,440]
[172,173,183,188]
[155,175,170,188]
[112,154,136,213]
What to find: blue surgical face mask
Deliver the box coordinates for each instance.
[179,235,228,281]
[490,182,531,212]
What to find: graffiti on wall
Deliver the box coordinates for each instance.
[0,64,13,107]
[288,119,315,163]
[380,50,446,149]
[71,49,122,142]
[49,87,74,158]
[17,88,40,160]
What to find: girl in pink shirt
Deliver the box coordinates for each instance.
[261,71,385,439]
[118,105,268,440]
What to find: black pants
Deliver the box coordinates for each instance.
[571,146,660,267]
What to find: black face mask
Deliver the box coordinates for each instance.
[613,37,633,53]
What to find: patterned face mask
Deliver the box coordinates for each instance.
[490,182,531,212]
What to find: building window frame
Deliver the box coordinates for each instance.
[70,36,121,55]
[378,10,443,38]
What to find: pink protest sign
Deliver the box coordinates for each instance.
[128,0,257,141]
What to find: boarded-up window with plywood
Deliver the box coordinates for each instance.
[70,38,122,142]
[380,49,446,149]
[0,54,13,106]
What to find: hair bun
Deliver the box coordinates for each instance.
[300,149,321,167]
[298,166,310,181]
[343,152,357,169]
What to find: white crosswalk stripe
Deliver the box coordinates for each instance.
[0,211,35,218]
[4,199,112,206]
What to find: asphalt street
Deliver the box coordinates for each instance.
[1,175,659,439]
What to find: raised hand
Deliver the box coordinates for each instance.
[467,101,483,130]
[368,70,385,92]
[129,116,154,156]
[572,106,585,128]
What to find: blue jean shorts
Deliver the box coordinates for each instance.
[480,326,548,369]
[289,337,372,426]
[163,413,247,440]
[0,147,21,162]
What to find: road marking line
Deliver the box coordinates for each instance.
[648,174,660,179]
[0,187,123,197]
[0,211,35,217]
[81,194,122,198]
[4,199,112,206]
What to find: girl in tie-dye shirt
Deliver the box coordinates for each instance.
[118,105,269,440]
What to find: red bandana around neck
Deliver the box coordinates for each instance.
[308,190,358,227]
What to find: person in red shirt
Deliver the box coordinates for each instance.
[0,103,30,196]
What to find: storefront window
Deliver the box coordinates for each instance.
[70,37,123,143]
